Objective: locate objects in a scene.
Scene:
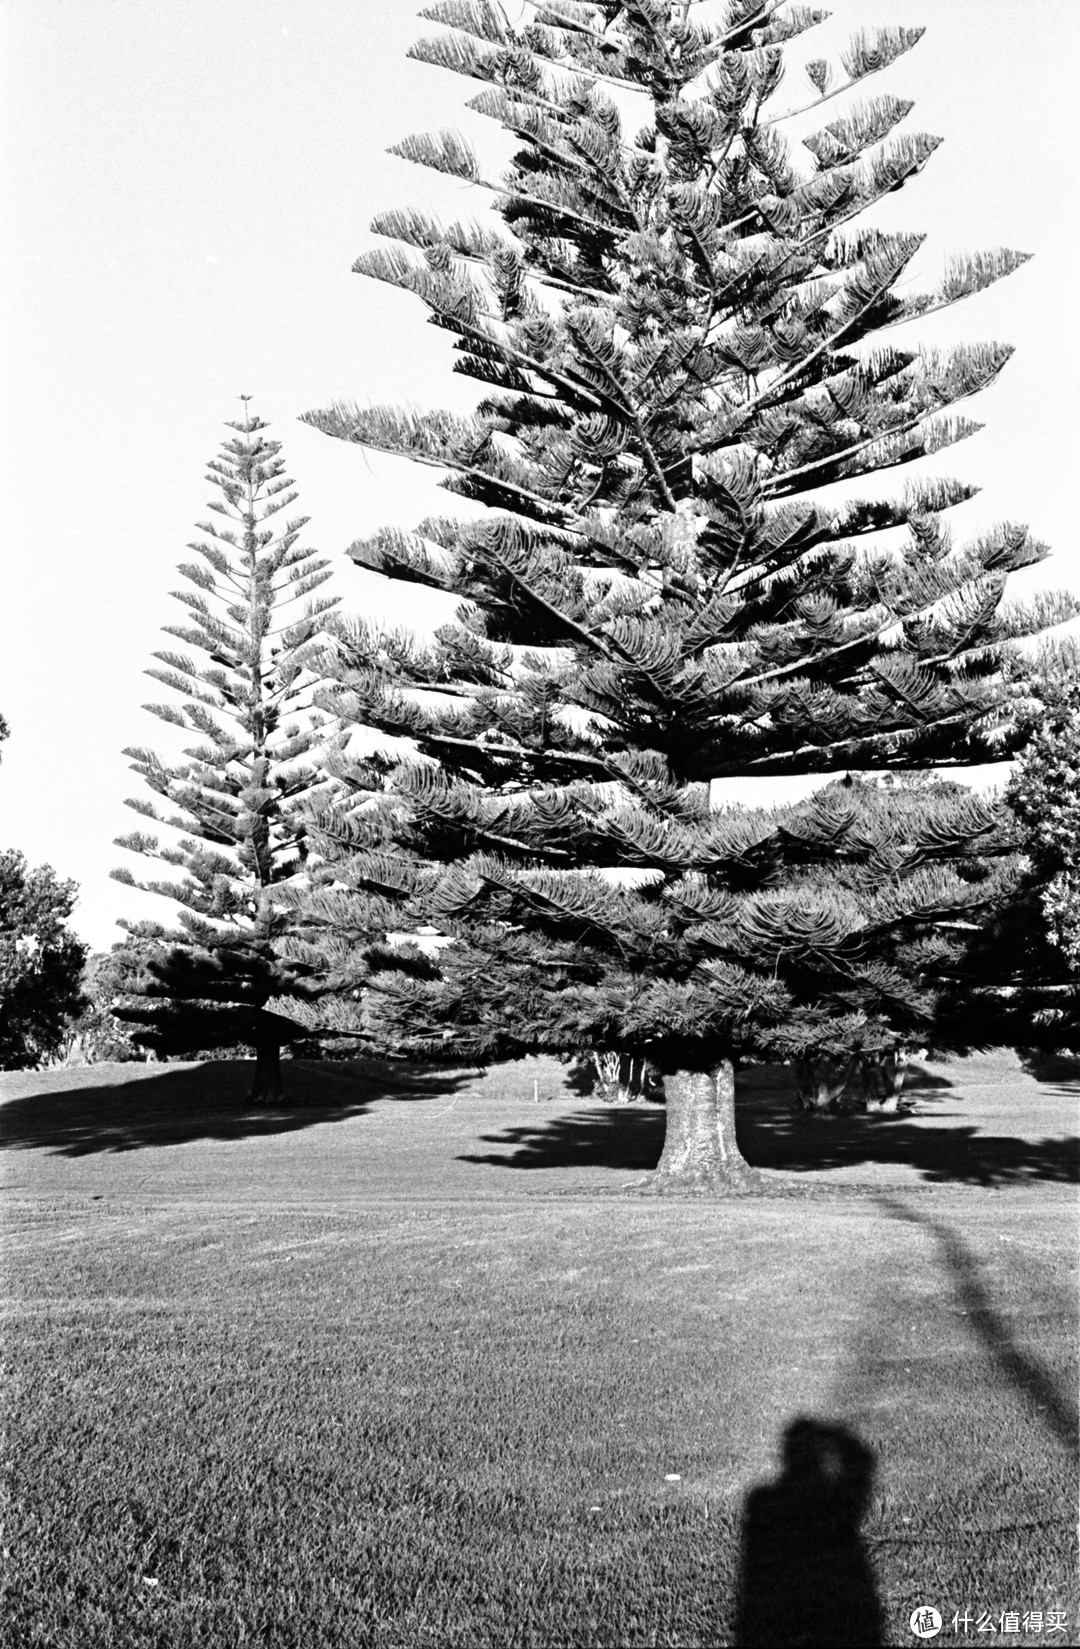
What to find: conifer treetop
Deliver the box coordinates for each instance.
[115,402,341,915]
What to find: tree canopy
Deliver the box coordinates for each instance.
[286,1,1076,1185]
[0,849,87,1070]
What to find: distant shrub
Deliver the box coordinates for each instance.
[0,850,87,1070]
[1007,678,1080,973]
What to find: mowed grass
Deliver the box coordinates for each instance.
[1,1055,1078,1648]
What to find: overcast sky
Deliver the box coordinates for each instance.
[2,0,1078,950]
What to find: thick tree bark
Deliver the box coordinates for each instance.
[247,1034,284,1104]
[650,1059,761,1193]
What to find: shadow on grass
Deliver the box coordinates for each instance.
[880,1197,1079,1459]
[461,1108,666,1175]
[460,1090,1080,1187]
[736,1418,884,1648]
[740,1102,1080,1188]
[1014,1048,1080,1097]
[0,1058,472,1157]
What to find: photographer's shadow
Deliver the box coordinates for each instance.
[736,1417,884,1648]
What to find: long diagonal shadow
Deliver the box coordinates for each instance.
[879,1196,1079,1458]
[733,1190,1075,1647]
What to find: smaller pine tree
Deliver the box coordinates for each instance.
[112,404,342,1101]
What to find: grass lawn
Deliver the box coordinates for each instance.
[1,1051,1077,1647]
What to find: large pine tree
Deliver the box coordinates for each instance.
[113,406,342,1101]
[288,1,1077,1186]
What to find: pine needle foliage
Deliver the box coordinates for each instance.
[290,4,1075,1178]
[992,656,1080,1045]
[112,406,343,1100]
[1007,676,1080,974]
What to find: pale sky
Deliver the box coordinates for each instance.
[2,0,1078,950]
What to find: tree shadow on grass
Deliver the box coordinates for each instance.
[1014,1047,1080,1096]
[460,1080,1080,1188]
[461,1106,666,1175]
[879,1196,1079,1458]
[741,1100,1080,1187]
[0,1058,472,1157]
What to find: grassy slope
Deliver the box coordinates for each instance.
[1,1053,1077,1648]
[2,1047,1076,1200]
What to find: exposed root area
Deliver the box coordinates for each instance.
[631,1167,768,1198]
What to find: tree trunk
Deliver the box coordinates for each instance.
[863,1049,908,1113]
[793,1055,857,1113]
[248,1034,284,1104]
[649,1060,761,1193]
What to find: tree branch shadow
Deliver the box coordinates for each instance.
[461,1107,665,1174]
[1013,1047,1080,1094]
[0,1058,472,1157]
[459,1065,1079,1187]
[741,1109,1079,1188]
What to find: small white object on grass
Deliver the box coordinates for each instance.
[664,1473,681,1482]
